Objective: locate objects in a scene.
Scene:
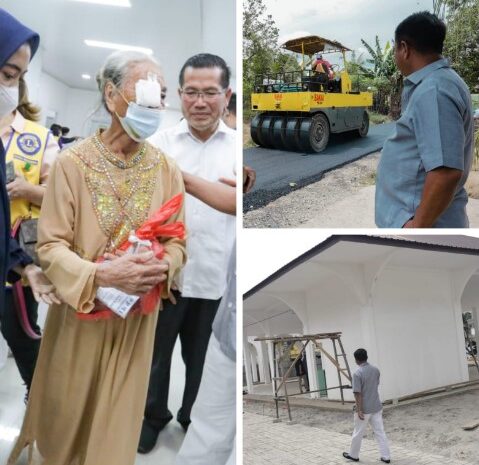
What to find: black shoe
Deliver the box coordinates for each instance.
[178,419,190,432]
[343,452,359,462]
[380,459,391,463]
[137,414,173,454]
[176,407,191,432]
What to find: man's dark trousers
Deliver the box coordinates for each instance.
[143,291,220,429]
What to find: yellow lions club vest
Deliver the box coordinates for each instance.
[5,119,49,225]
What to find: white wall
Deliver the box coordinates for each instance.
[201,0,236,90]
[248,260,472,404]
[372,266,468,400]
[461,275,479,310]
[64,88,103,138]
[24,48,43,105]
[37,72,69,129]
[305,273,366,402]
[304,266,469,402]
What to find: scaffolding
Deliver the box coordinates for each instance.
[254,332,352,423]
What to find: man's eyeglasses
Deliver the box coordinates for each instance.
[180,89,225,101]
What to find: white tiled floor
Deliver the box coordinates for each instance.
[0,302,187,465]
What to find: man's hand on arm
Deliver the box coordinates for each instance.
[403,166,463,228]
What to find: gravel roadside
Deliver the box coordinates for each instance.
[243,152,380,228]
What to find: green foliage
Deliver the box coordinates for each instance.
[360,36,396,79]
[243,0,279,79]
[243,0,300,120]
[358,36,402,118]
[243,0,279,117]
[442,0,479,91]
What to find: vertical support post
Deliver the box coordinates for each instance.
[243,338,254,394]
[268,341,275,396]
[332,337,345,404]
[305,339,320,399]
[273,341,280,421]
[301,41,305,70]
[260,340,271,384]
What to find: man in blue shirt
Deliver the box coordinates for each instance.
[375,11,473,228]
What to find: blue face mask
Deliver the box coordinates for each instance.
[114,77,164,142]
[117,101,163,142]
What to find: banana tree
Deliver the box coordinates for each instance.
[360,36,401,118]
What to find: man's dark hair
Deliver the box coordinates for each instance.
[227,92,236,114]
[395,11,446,55]
[179,53,230,89]
[61,126,70,135]
[354,348,368,363]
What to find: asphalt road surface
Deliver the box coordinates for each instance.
[243,122,395,210]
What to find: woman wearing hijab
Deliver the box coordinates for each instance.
[0,7,60,385]
[0,73,61,398]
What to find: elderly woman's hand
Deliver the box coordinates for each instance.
[95,251,169,296]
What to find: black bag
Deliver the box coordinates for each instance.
[18,218,39,265]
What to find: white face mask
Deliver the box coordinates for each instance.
[118,102,163,142]
[0,84,19,119]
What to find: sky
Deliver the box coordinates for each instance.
[241,229,329,293]
[260,0,434,65]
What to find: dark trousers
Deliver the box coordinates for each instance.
[144,292,220,428]
[0,286,41,390]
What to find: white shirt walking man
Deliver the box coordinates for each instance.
[343,348,391,463]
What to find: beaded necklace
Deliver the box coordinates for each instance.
[73,132,162,251]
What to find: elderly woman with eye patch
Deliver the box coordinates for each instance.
[8,48,186,465]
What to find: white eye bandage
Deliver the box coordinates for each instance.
[135,73,162,108]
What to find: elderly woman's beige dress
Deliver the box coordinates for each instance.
[8,133,186,465]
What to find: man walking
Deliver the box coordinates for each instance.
[375,11,473,228]
[343,349,391,463]
[139,53,235,454]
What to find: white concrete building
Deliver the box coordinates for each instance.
[244,235,479,404]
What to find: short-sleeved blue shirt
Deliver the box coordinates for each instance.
[375,58,474,228]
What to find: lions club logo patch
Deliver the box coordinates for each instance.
[17,133,42,156]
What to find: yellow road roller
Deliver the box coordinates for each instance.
[250,35,373,153]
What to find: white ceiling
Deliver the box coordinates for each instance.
[1,0,236,93]
[245,241,479,312]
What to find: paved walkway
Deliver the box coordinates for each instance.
[243,412,475,465]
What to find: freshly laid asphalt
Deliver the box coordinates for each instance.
[243,122,395,211]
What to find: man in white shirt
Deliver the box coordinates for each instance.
[139,53,236,454]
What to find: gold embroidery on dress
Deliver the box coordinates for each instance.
[68,134,164,251]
